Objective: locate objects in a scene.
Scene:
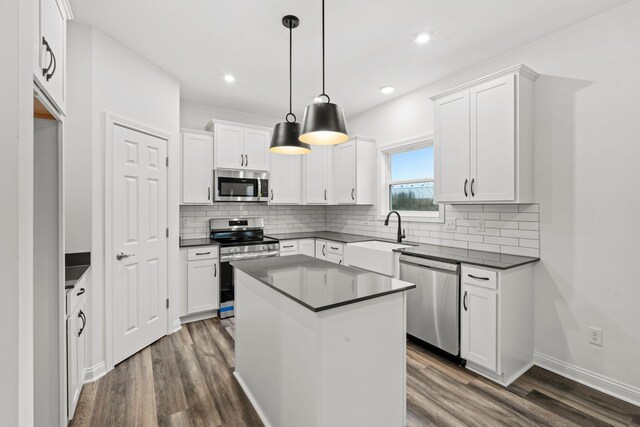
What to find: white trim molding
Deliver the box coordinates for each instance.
[534,352,640,407]
[83,361,107,383]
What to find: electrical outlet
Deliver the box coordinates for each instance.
[444,218,456,231]
[181,217,189,227]
[589,327,603,346]
[475,220,485,232]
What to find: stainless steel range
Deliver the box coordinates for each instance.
[210,218,279,318]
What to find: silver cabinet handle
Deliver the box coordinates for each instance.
[282,244,294,249]
[463,291,468,311]
[116,252,135,260]
[330,246,339,250]
[208,187,211,200]
[464,179,469,197]
[270,189,274,201]
[214,263,217,277]
[322,245,326,256]
[339,259,342,265]
[351,188,355,200]
[245,154,248,167]
[196,251,211,256]
[241,154,244,166]
[468,274,489,281]
[324,189,327,201]
[470,179,476,197]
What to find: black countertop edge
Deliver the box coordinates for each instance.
[393,247,539,270]
[179,238,220,248]
[65,264,90,290]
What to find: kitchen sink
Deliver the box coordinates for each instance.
[344,240,413,277]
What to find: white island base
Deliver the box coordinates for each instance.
[234,269,407,427]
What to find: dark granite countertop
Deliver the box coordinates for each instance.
[65,252,91,290]
[180,238,220,248]
[265,231,383,244]
[394,244,539,270]
[231,255,415,312]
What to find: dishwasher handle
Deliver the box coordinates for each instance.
[399,255,460,274]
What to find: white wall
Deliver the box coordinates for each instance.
[181,100,279,130]
[348,1,640,399]
[0,0,34,424]
[67,23,181,375]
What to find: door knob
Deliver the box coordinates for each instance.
[116,252,135,260]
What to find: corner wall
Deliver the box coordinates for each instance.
[346,0,640,402]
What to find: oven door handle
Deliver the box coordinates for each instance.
[221,252,279,262]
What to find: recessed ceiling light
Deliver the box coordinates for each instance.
[415,33,431,44]
[224,74,235,83]
[380,85,395,94]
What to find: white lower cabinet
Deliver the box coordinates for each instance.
[315,240,327,260]
[298,239,315,257]
[180,246,219,317]
[315,240,344,264]
[279,240,299,256]
[67,288,87,419]
[460,263,534,386]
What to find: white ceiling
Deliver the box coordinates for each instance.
[70,0,627,119]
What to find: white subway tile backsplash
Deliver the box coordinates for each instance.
[181,202,540,257]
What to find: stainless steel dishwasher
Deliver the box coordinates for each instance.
[399,254,461,357]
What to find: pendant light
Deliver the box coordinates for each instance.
[299,0,348,145]
[270,15,311,155]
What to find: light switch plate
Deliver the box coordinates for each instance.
[475,220,485,232]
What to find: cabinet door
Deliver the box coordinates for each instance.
[334,141,356,204]
[434,90,470,203]
[299,239,316,257]
[269,153,302,204]
[279,240,299,256]
[461,284,497,371]
[187,259,219,314]
[315,240,327,260]
[214,124,244,169]
[470,75,515,202]
[326,252,344,265]
[304,145,330,204]
[38,0,67,113]
[181,132,213,204]
[244,128,270,171]
[67,300,86,419]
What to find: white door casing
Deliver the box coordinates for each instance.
[111,124,168,365]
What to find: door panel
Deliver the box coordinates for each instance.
[244,128,270,171]
[214,124,244,169]
[470,75,515,201]
[334,141,356,204]
[112,125,168,365]
[181,132,213,204]
[187,259,218,314]
[304,145,329,204]
[269,153,302,204]
[434,90,470,202]
[461,285,497,371]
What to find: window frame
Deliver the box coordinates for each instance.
[378,135,444,222]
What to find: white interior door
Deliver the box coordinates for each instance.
[112,124,168,365]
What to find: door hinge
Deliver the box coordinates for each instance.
[166,157,169,167]
[166,228,169,238]
[166,299,169,309]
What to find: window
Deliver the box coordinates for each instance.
[381,137,442,220]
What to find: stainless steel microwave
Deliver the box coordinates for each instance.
[214,169,269,202]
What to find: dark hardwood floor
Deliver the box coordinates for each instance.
[70,318,640,427]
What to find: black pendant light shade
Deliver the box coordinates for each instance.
[299,99,348,145]
[299,0,349,145]
[270,15,311,155]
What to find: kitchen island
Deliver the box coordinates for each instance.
[231,255,415,427]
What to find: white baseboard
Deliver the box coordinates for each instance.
[534,352,640,407]
[83,361,107,383]
[179,310,218,325]
[170,318,182,334]
[233,371,272,427]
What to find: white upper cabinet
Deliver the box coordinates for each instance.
[333,136,376,205]
[304,145,331,204]
[243,128,270,171]
[269,153,302,204]
[432,65,538,204]
[34,0,72,114]
[181,130,214,205]
[207,120,270,171]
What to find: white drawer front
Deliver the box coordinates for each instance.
[462,265,497,290]
[187,246,218,261]
[66,274,87,316]
[326,241,344,255]
[279,240,299,255]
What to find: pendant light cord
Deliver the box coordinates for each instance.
[289,22,293,116]
[322,0,325,96]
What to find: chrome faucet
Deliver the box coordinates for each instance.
[384,211,406,243]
